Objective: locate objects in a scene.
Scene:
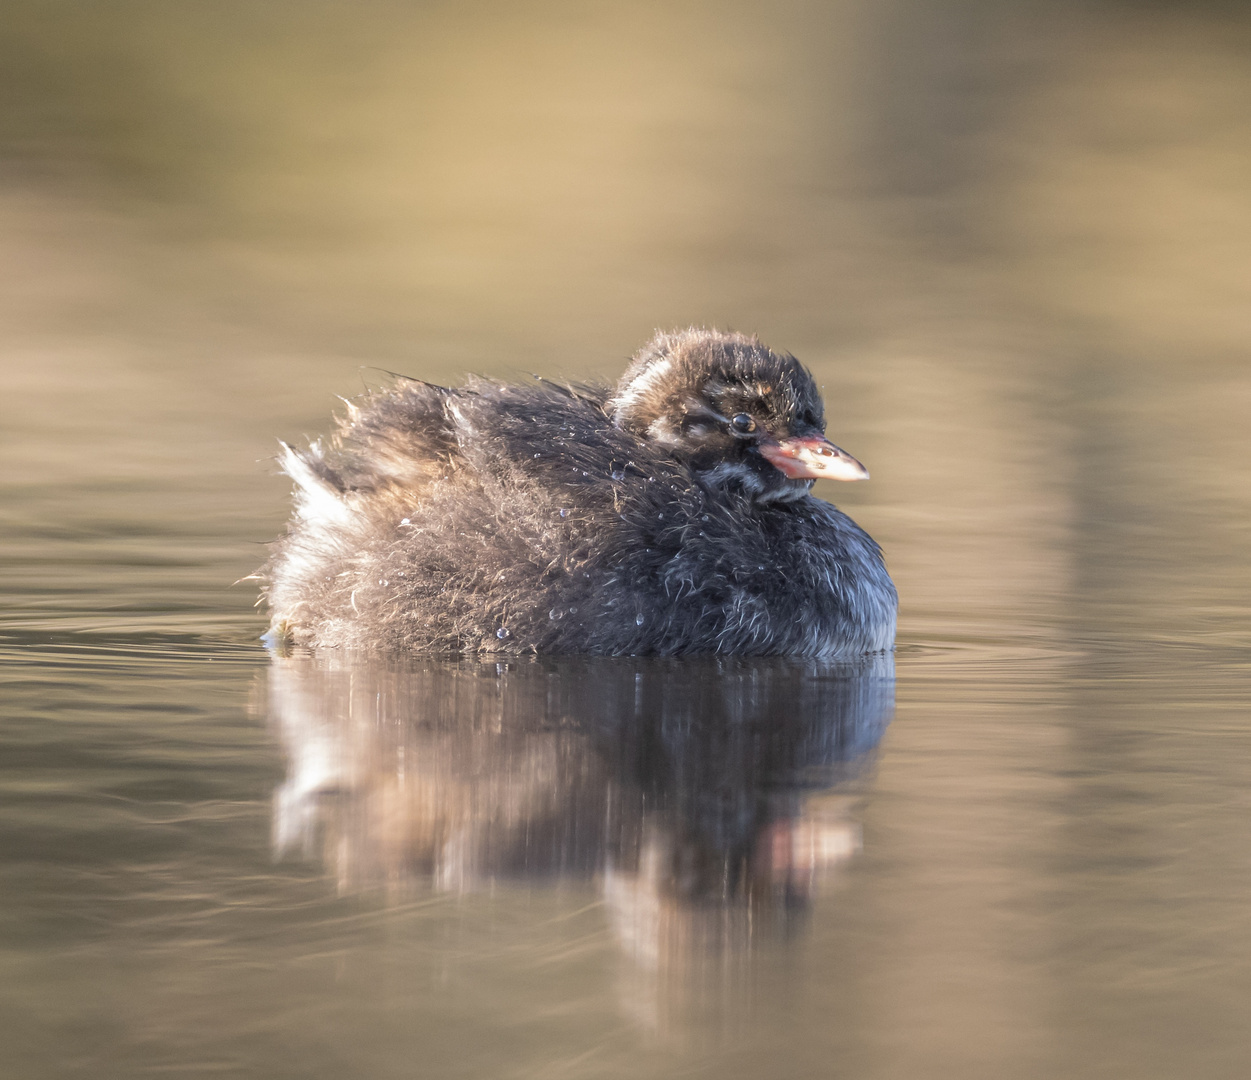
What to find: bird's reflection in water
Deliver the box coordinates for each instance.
[267,652,893,981]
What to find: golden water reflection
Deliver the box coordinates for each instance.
[267,653,892,971]
[3,1,1251,1074]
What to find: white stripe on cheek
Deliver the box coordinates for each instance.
[611,357,675,426]
[646,417,682,445]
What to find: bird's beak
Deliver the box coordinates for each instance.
[758,435,869,481]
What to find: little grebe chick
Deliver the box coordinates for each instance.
[263,329,896,656]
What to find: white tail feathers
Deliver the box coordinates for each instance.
[279,441,356,528]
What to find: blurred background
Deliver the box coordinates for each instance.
[2,0,1249,643]
[2,2,1251,1078]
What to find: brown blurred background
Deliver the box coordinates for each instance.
[3,7,1251,1077]
[1,0,1248,640]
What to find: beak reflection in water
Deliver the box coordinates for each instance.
[266,653,893,978]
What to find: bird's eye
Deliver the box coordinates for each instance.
[730,413,756,434]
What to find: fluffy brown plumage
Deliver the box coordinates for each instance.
[262,329,896,656]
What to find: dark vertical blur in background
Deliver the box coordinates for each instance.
[2,4,1250,1078]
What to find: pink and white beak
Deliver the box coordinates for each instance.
[758,435,869,481]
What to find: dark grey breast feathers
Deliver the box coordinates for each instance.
[262,328,896,657]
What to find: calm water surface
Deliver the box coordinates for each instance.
[2,2,1251,1077]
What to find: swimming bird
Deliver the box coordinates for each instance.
[262,328,896,656]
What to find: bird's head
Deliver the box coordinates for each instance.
[609,329,868,503]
